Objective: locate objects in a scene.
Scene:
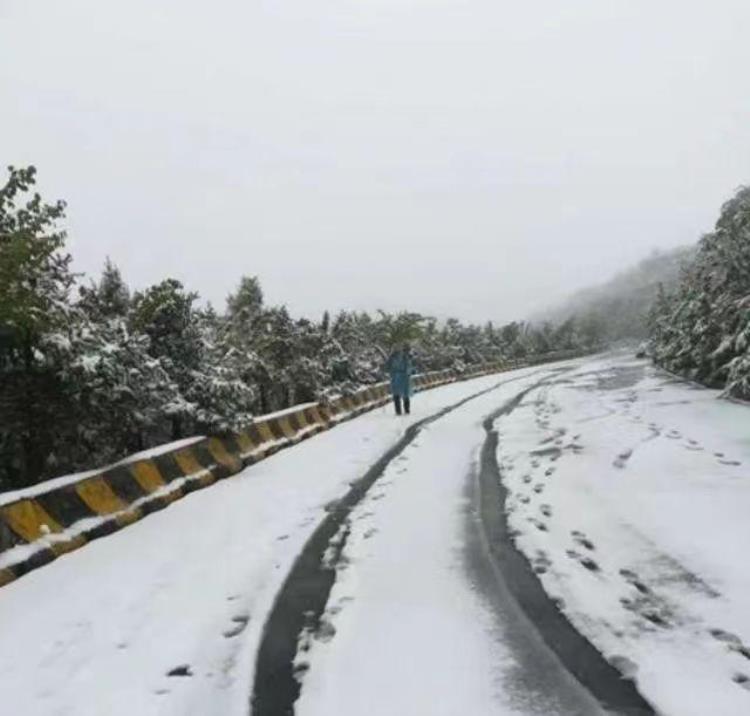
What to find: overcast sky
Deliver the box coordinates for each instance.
[1,0,749,323]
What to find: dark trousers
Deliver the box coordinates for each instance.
[393,395,410,415]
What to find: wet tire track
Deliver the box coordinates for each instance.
[250,370,554,716]
[476,389,656,715]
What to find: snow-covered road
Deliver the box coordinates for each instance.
[3,354,750,716]
[0,366,551,716]
[287,367,605,716]
[497,354,750,716]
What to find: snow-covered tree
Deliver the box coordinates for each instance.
[0,166,595,489]
[648,186,750,397]
[131,278,255,438]
[0,166,76,487]
[45,315,180,466]
[78,258,130,320]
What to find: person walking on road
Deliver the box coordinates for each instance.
[385,343,415,415]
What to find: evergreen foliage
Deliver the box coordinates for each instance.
[648,186,750,399]
[0,166,599,489]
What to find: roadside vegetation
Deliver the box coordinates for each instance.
[0,166,599,488]
[648,186,750,400]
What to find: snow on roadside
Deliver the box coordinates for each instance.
[0,436,205,508]
[497,354,750,716]
[293,368,600,716]
[0,369,541,716]
[295,378,529,716]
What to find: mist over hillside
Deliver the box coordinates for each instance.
[537,246,695,343]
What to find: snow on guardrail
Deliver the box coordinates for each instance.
[0,352,588,589]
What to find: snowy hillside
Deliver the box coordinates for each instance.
[538,246,694,343]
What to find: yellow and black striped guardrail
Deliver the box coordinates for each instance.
[0,351,587,589]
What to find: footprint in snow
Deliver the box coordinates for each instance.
[619,568,650,594]
[327,596,355,618]
[627,604,669,628]
[710,628,742,645]
[532,551,552,574]
[579,556,600,572]
[167,665,193,678]
[719,459,742,467]
[540,504,552,518]
[522,474,532,484]
[566,549,600,572]
[733,673,750,691]
[571,530,595,551]
[613,449,633,469]
[710,629,750,660]
[315,619,336,643]
[527,517,548,532]
[519,495,531,504]
[533,483,545,494]
[223,614,250,638]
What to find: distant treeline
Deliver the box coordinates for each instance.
[648,186,750,400]
[0,166,600,489]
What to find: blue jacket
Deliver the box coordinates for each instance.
[386,350,414,398]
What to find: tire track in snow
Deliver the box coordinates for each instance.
[250,368,558,716]
[475,386,657,716]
